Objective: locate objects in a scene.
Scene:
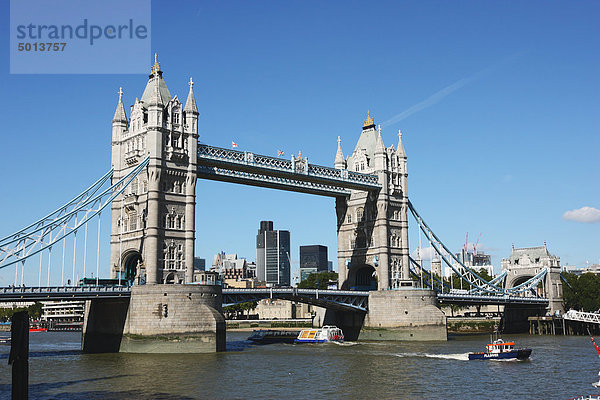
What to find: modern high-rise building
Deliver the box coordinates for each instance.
[256,221,291,287]
[299,245,328,282]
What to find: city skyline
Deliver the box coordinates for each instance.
[0,1,598,286]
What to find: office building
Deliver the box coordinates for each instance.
[256,221,291,286]
[299,245,328,282]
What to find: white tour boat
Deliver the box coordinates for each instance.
[294,326,344,343]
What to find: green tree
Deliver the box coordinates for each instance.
[298,271,338,289]
[223,301,258,319]
[561,272,600,312]
[561,272,580,311]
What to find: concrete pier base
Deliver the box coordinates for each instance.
[361,289,447,341]
[323,289,447,341]
[82,284,225,353]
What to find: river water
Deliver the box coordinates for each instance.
[0,331,599,399]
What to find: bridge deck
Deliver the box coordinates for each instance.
[223,288,370,312]
[437,293,549,306]
[0,286,131,301]
[0,286,550,309]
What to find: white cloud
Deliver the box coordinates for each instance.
[563,207,600,223]
[411,246,440,261]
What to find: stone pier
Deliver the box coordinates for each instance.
[82,284,225,353]
[324,289,447,341]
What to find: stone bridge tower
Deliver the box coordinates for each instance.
[110,56,199,285]
[334,113,412,290]
[501,244,564,313]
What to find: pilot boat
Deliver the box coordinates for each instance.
[294,325,344,343]
[468,337,532,360]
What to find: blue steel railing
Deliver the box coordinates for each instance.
[197,144,380,193]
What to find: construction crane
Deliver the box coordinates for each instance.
[473,233,482,254]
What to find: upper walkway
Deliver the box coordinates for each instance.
[197,144,381,197]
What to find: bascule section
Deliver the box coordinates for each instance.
[110,56,199,286]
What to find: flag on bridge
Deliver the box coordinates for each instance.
[231,141,238,148]
[277,150,285,157]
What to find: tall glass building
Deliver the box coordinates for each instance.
[299,245,328,282]
[256,221,291,287]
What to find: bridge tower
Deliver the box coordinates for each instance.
[110,56,199,285]
[501,244,564,314]
[335,113,412,290]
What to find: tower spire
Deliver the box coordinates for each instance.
[335,136,345,169]
[375,125,385,154]
[363,110,375,129]
[397,129,406,157]
[184,77,198,114]
[112,87,127,123]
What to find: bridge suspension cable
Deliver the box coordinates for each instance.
[0,158,149,271]
[407,200,548,296]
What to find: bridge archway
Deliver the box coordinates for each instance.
[348,265,377,291]
[508,274,535,289]
[121,250,142,285]
[164,272,175,284]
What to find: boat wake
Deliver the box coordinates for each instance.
[332,341,359,346]
[394,352,470,361]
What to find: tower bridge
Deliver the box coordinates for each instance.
[0,56,562,352]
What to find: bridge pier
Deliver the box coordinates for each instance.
[82,284,225,353]
[323,289,447,341]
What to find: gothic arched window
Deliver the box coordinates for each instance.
[357,207,364,221]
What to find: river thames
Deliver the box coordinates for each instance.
[1,331,599,399]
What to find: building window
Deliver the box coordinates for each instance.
[357,207,364,221]
[129,211,137,231]
[173,113,179,124]
[347,214,352,224]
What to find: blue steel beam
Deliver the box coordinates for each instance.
[223,288,369,312]
[437,293,548,306]
[197,166,352,197]
[197,145,381,195]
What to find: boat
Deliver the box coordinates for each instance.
[468,337,532,360]
[29,327,48,332]
[0,337,10,345]
[247,329,300,344]
[294,326,344,343]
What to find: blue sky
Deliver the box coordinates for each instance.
[0,1,598,285]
